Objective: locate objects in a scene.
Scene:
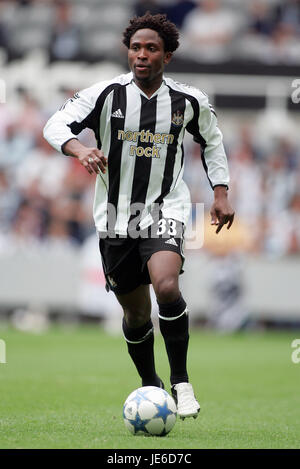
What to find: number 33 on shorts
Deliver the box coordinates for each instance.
[156,219,179,237]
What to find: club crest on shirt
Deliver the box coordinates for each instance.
[171,110,184,127]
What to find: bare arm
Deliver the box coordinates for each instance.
[63,138,107,176]
[210,185,235,234]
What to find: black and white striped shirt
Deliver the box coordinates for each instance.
[43,72,229,235]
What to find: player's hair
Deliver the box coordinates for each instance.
[122,12,180,53]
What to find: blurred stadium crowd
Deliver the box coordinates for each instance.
[0,0,299,260]
[0,0,300,64]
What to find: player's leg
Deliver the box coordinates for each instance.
[116,285,163,388]
[147,250,200,419]
[99,237,162,387]
[147,251,189,384]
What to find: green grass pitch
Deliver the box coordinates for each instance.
[0,324,299,449]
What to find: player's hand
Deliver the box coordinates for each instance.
[62,139,108,175]
[210,187,234,234]
[77,148,107,175]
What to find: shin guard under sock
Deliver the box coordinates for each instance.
[122,318,159,386]
[158,295,189,385]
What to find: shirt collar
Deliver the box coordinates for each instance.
[130,75,166,100]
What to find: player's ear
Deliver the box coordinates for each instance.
[163,52,172,64]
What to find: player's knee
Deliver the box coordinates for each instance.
[154,277,179,304]
[123,307,151,328]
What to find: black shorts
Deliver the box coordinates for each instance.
[99,218,185,295]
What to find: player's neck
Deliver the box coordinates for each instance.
[134,76,163,99]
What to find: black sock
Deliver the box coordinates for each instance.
[158,295,189,386]
[122,318,159,386]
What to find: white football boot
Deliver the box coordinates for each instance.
[171,383,200,420]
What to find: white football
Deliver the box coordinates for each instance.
[123,386,177,436]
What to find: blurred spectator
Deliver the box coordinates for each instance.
[0,20,8,51]
[15,90,43,139]
[134,0,162,16]
[46,156,95,244]
[263,191,300,258]
[0,122,33,169]
[15,0,33,5]
[180,0,245,62]
[240,0,300,64]
[0,103,11,141]
[183,134,213,208]
[273,0,300,34]
[163,0,196,28]
[0,169,20,233]
[247,0,274,36]
[15,133,70,200]
[50,0,80,61]
[9,199,47,245]
[261,138,299,257]
[45,216,77,249]
[228,125,264,227]
[267,23,300,64]
[0,90,42,169]
[263,142,297,217]
[287,192,300,254]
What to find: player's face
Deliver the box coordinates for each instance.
[128,29,172,88]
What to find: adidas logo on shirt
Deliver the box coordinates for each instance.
[165,238,178,247]
[112,108,124,118]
